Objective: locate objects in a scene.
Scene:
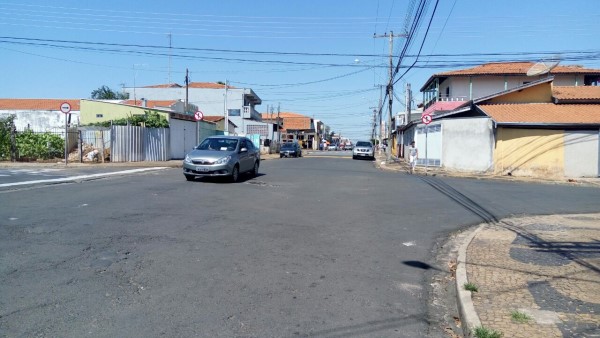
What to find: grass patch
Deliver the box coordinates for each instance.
[473,326,503,338]
[464,282,479,292]
[510,310,531,323]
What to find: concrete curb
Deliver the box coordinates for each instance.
[456,224,485,337]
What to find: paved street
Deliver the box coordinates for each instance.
[1,157,599,337]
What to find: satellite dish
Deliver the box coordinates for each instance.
[526,57,561,76]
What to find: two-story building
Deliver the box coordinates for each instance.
[420,61,600,115]
[122,82,270,138]
[261,112,317,149]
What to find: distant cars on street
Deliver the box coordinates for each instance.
[352,141,374,160]
[183,136,260,182]
[280,142,302,158]
[327,144,338,151]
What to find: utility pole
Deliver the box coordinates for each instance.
[374,31,407,160]
[168,33,172,84]
[185,68,189,113]
[224,80,229,135]
[277,103,281,144]
[369,106,378,142]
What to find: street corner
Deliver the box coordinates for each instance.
[462,214,600,337]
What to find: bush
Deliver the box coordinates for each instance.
[15,130,64,160]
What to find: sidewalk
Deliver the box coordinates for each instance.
[457,214,600,337]
[374,153,600,188]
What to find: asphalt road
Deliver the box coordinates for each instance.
[1,157,599,337]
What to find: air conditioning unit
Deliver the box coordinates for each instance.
[396,113,407,126]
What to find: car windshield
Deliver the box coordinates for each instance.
[281,143,296,149]
[196,138,238,151]
[356,142,371,147]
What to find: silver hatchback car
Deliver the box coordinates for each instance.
[183,136,260,182]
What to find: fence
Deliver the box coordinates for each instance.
[0,127,79,162]
[111,125,169,162]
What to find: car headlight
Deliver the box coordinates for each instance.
[215,155,232,165]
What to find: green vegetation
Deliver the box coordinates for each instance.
[16,130,64,159]
[464,282,479,292]
[0,115,15,160]
[473,326,503,338]
[85,111,169,128]
[510,310,531,323]
[90,85,129,100]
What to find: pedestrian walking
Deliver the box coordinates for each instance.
[408,141,418,174]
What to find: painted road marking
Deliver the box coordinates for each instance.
[0,167,168,188]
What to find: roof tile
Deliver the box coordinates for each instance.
[121,100,178,108]
[478,103,600,124]
[552,86,600,101]
[438,62,600,76]
[0,99,81,110]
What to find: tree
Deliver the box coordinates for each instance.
[91,86,129,100]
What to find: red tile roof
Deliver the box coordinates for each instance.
[478,103,600,124]
[0,99,81,110]
[437,62,600,76]
[142,83,182,88]
[261,112,311,130]
[188,82,236,89]
[423,100,468,115]
[552,86,600,101]
[142,82,236,89]
[121,100,178,108]
[202,116,224,122]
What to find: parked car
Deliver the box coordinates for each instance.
[352,141,374,160]
[183,136,260,182]
[280,142,302,158]
[327,144,338,151]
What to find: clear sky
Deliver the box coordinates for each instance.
[1,0,599,141]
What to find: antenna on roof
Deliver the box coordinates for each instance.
[526,56,561,77]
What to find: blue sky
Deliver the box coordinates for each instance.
[1,0,599,141]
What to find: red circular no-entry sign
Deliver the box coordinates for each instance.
[60,102,72,114]
[421,113,432,125]
[194,110,204,121]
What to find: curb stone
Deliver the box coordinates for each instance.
[456,224,485,338]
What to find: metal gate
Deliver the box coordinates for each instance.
[415,123,442,166]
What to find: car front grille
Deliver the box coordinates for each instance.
[192,159,214,165]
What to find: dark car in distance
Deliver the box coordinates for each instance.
[280,142,302,158]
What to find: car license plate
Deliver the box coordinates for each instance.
[197,167,209,172]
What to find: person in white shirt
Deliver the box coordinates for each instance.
[408,141,418,174]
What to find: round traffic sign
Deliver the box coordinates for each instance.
[60,102,72,114]
[421,114,432,125]
[194,110,204,121]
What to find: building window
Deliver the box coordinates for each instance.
[228,109,240,116]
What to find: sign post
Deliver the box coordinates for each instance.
[421,114,432,175]
[194,110,204,121]
[60,102,72,165]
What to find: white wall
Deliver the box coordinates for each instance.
[564,130,599,177]
[124,87,260,135]
[441,118,494,172]
[169,119,198,159]
[441,74,586,101]
[0,110,80,131]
